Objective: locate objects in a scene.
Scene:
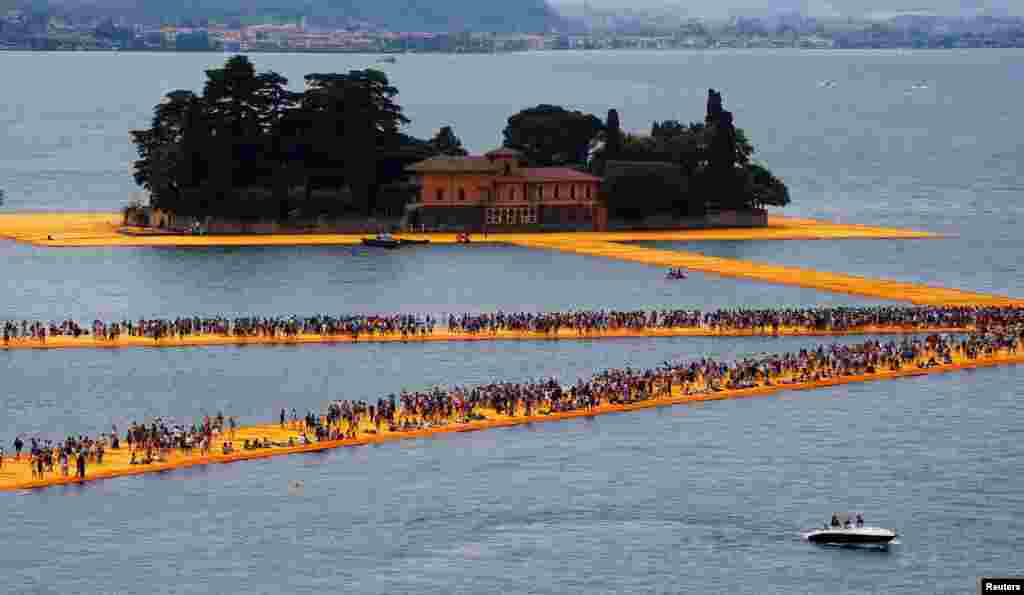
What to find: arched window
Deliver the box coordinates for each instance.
[504,163,511,176]
[458,188,466,201]
[554,185,560,199]
[436,189,445,202]
[570,185,576,200]
[586,185,592,200]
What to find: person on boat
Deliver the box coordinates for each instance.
[831,514,840,527]
[856,513,864,527]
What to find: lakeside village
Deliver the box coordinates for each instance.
[124,56,790,236]
[5,11,1024,52]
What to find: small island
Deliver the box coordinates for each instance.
[125,56,789,234]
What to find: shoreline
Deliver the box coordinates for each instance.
[0,325,978,351]
[0,212,937,248]
[3,348,1021,492]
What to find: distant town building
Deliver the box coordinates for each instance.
[406,148,606,231]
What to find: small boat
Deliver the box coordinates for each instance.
[361,233,430,248]
[378,56,397,64]
[362,233,400,248]
[802,513,898,547]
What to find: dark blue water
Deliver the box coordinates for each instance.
[2,50,1023,593]
[0,241,885,321]
[641,238,1024,299]
[2,353,1021,595]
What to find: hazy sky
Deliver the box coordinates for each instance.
[549,0,1020,19]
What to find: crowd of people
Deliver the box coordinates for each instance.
[6,323,1022,483]
[4,306,1024,345]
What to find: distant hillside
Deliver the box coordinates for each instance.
[43,0,567,32]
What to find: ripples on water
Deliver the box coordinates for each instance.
[1,363,1021,595]
[0,241,888,321]
[1,50,1023,593]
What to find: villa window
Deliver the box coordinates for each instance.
[458,188,466,201]
[436,188,445,202]
[570,185,576,200]
[554,185,560,199]
[586,185,592,200]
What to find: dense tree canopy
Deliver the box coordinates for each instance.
[131,56,422,219]
[594,91,789,219]
[428,126,468,156]
[131,64,790,224]
[502,105,604,167]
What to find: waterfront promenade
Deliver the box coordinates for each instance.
[0,212,936,247]
[0,325,981,351]
[4,332,1021,492]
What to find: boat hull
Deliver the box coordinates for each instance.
[362,239,400,248]
[804,528,897,545]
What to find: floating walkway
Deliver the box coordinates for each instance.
[6,211,1013,306]
[3,348,1022,492]
[509,237,1021,307]
[0,212,936,248]
[0,325,979,352]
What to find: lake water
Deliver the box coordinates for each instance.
[1,50,1023,594]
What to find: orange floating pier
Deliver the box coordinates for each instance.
[4,349,1021,492]
[5,211,1009,306]
[0,325,979,351]
[0,212,936,248]
[510,237,1021,307]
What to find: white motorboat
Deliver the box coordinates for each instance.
[802,513,898,547]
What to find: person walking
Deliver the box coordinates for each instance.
[13,436,23,460]
[76,450,86,480]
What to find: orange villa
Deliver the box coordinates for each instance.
[405,147,607,231]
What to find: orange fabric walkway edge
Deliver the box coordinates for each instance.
[0,325,979,351]
[3,349,1021,492]
[509,237,1021,307]
[0,212,936,248]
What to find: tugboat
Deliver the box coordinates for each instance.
[802,513,898,548]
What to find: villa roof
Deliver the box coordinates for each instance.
[407,156,497,174]
[517,167,602,182]
[407,157,602,182]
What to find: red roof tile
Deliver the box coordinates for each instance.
[407,156,497,173]
[518,167,602,182]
